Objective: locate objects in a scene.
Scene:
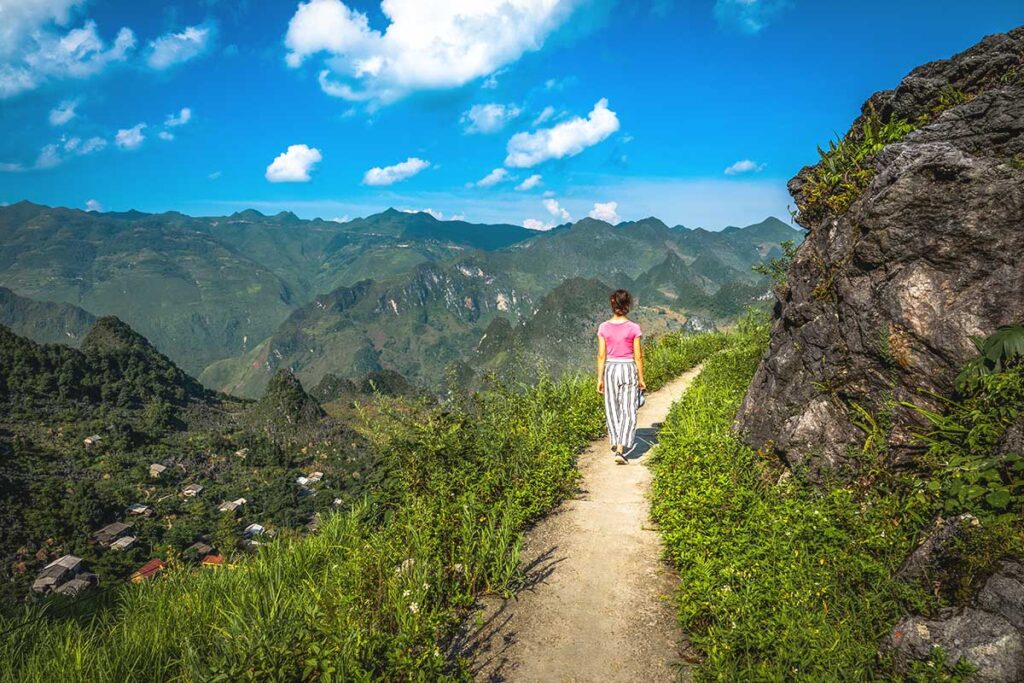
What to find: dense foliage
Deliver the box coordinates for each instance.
[650,318,1024,681]
[0,325,725,680]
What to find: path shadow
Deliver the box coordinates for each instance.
[626,422,662,462]
[448,545,565,682]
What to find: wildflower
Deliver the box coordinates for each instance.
[409,602,419,614]
[423,582,430,590]
[402,589,411,598]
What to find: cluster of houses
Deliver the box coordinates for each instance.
[32,453,330,597]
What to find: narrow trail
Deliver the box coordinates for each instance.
[454,365,704,683]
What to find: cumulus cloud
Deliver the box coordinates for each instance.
[589,201,620,224]
[165,107,192,126]
[85,198,103,212]
[284,0,577,106]
[516,174,542,191]
[523,218,555,230]
[714,0,790,34]
[724,159,766,175]
[48,99,78,125]
[0,10,135,99]
[543,198,570,221]
[35,144,62,169]
[158,131,174,141]
[362,156,429,186]
[115,123,146,150]
[146,24,213,70]
[266,144,323,182]
[505,98,619,168]
[474,167,511,188]
[461,103,521,134]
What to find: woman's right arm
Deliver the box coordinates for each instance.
[596,334,607,393]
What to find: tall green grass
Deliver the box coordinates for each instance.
[0,331,726,681]
[650,324,938,681]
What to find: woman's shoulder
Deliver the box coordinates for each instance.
[630,320,643,334]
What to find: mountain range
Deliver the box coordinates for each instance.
[0,201,801,396]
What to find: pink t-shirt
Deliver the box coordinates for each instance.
[598,320,642,359]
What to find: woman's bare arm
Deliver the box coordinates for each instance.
[597,335,607,393]
[633,336,646,390]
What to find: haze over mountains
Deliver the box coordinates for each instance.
[0,201,801,396]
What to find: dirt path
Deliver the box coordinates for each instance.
[453,365,703,682]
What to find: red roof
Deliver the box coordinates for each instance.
[201,555,224,566]
[132,558,166,581]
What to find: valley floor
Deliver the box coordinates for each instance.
[454,366,704,682]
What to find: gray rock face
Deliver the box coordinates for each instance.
[997,416,1024,458]
[889,561,1024,682]
[897,514,979,583]
[735,28,1024,480]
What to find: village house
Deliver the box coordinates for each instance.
[83,434,102,448]
[217,497,247,513]
[54,573,98,596]
[148,463,167,479]
[242,523,265,539]
[130,558,165,583]
[181,483,204,497]
[201,555,225,567]
[110,536,137,550]
[185,541,216,558]
[126,503,153,517]
[31,555,83,594]
[93,521,132,546]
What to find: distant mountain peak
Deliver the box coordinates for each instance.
[230,209,266,220]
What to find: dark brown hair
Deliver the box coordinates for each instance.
[609,289,632,316]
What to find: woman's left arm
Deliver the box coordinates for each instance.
[633,335,646,390]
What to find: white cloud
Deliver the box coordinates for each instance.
[401,207,444,219]
[146,25,213,70]
[543,198,570,221]
[49,99,78,125]
[79,136,106,154]
[589,201,620,224]
[714,0,790,34]
[330,214,350,223]
[165,107,192,126]
[523,217,555,230]
[461,103,521,134]
[158,131,174,141]
[474,167,510,188]
[532,105,555,126]
[208,170,222,180]
[363,156,429,186]
[35,144,62,169]
[266,144,323,183]
[724,159,766,175]
[0,6,135,99]
[85,198,103,211]
[115,123,146,150]
[505,98,619,168]
[284,0,578,106]
[516,174,542,191]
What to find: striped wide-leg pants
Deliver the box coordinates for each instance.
[604,358,639,448]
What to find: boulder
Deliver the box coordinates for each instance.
[735,27,1024,480]
[897,514,979,583]
[888,561,1024,682]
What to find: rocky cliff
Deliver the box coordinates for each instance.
[736,27,1024,480]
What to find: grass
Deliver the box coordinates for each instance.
[0,331,728,681]
[797,107,918,225]
[649,323,940,681]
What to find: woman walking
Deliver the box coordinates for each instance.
[597,289,646,464]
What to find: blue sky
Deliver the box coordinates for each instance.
[1,0,1022,230]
